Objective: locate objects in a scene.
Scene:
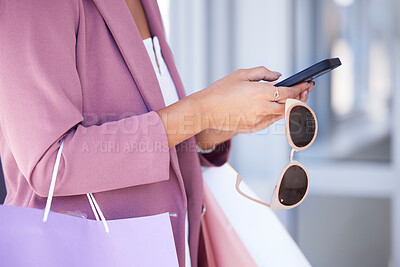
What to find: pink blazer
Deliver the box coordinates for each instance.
[0,0,231,266]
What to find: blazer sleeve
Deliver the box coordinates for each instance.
[0,1,170,197]
[198,139,231,167]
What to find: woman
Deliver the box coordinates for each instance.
[0,0,313,266]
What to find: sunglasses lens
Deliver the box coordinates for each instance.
[289,106,316,148]
[278,165,308,206]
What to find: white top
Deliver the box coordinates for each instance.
[143,36,180,106]
[143,36,191,267]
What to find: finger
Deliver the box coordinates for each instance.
[252,114,285,132]
[276,81,313,104]
[274,81,313,104]
[300,89,309,102]
[277,95,300,104]
[267,101,286,114]
[282,81,313,100]
[262,114,285,124]
[256,82,307,101]
[307,81,316,93]
[241,66,282,82]
[289,81,310,96]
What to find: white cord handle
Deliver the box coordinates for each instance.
[43,140,64,222]
[88,193,109,233]
[42,139,110,233]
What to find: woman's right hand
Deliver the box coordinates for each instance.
[196,66,313,133]
[157,66,313,148]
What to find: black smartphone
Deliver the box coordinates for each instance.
[275,58,341,87]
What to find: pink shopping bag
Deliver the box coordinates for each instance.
[0,140,179,267]
[201,181,257,267]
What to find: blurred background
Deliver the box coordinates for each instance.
[160,0,399,266]
[0,0,399,266]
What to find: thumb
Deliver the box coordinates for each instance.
[245,66,282,82]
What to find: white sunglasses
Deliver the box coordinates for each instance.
[236,99,318,210]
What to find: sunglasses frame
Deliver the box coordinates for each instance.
[285,98,318,151]
[235,99,318,210]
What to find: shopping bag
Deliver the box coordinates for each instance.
[0,140,179,267]
[201,181,257,267]
[202,163,311,267]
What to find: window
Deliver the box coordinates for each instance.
[295,0,398,163]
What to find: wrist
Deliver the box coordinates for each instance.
[199,88,221,131]
[191,89,214,132]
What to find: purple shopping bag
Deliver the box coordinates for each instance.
[0,140,179,267]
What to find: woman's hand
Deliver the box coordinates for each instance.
[197,66,314,134]
[157,66,314,148]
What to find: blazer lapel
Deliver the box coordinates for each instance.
[91,0,166,111]
[92,0,189,199]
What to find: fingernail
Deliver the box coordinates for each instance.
[273,71,282,77]
[304,90,309,96]
[306,82,311,89]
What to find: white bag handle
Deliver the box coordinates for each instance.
[42,139,110,233]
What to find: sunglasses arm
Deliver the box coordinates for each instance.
[235,174,271,207]
[290,148,296,162]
